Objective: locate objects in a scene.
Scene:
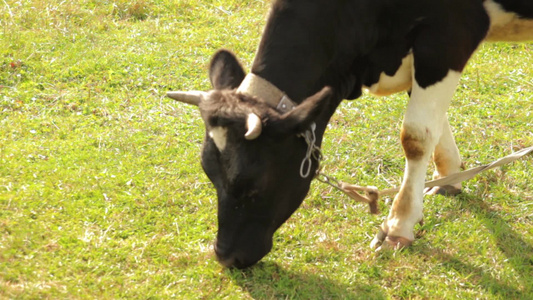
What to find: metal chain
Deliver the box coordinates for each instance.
[299,123,323,178]
[298,123,340,185]
[315,172,343,190]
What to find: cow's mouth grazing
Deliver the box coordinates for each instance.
[214,243,251,269]
[214,237,273,269]
[213,242,240,268]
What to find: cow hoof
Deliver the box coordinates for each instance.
[424,185,462,196]
[384,236,413,249]
[370,220,421,250]
[370,230,413,251]
[372,236,413,251]
[370,228,387,249]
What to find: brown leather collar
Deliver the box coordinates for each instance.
[236,74,296,114]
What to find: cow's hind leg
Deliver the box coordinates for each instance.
[371,70,462,250]
[425,117,463,196]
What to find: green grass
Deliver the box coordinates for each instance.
[1,0,532,298]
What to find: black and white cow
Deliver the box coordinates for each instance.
[168,0,533,269]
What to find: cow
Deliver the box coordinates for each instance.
[167,0,533,269]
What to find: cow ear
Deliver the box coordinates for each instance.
[209,50,246,90]
[269,87,333,135]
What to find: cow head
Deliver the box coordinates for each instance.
[169,50,333,268]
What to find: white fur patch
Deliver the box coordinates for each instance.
[484,0,533,41]
[209,127,228,151]
[365,54,413,96]
[405,70,461,128]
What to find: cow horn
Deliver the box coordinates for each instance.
[244,113,262,140]
[166,91,206,106]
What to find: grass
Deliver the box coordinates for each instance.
[1,0,532,298]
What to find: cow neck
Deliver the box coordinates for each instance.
[236,73,297,114]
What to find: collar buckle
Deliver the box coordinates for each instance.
[276,95,296,114]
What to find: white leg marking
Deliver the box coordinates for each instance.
[433,117,461,178]
[209,127,228,151]
[372,69,462,248]
[426,117,463,194]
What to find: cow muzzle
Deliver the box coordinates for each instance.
[213,238,272,269]
[213,242,239,268]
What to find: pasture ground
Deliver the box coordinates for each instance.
[1,0,532,299]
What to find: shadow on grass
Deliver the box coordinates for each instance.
[417,193,532,298]
[416,246,525,298]
[462,193,532,296]
[226,261,385,299]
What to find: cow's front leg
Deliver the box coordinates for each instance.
[371,70,462,250]
[425,117,463,196]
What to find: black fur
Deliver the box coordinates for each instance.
[209,50,246,90]
[251,0,491,101]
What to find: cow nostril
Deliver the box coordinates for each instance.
[214,242,236,267]
[217,256,236,268]
[214,244,251,268]
[214,241,229,257]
